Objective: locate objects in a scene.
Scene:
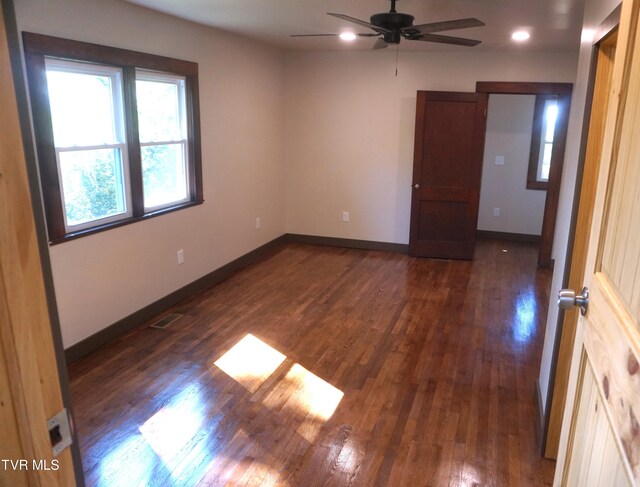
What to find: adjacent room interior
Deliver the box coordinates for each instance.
[2,0,634,485]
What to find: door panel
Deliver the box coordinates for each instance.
[0,3,78,485]
[558,0,640,483]
[564,356,632,486]
[409,91,487,260]
[584,275,640,474]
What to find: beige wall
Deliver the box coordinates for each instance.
[15,0,585,359]
[283,50,578,244]
[15,0,286,347]
[538,0,621,412]
[477,94,547,236]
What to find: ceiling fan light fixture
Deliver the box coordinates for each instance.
[339,32,357,41]
[511,30,530,42]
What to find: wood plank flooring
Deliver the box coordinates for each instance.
[68,239,556,486]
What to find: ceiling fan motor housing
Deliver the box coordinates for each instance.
[371,12,414,30]
[371,12,414,44]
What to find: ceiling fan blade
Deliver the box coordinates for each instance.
[291,34,341,37]
[373,38,389,49]
[327,12,391,33]
[402,18,485,36]
[413,33,481,46]
[290,33,379,37]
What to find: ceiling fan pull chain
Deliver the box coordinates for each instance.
[395,44,399,76]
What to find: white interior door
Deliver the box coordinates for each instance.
[556,0,640,485]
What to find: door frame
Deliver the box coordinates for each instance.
[542,7,621,460]
[475,82,573,269]
[1,0,83,483]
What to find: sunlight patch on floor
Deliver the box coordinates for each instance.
[214,333,286,393]
[335,439,361,475]
[216,334,344,443]
[513,290,537,344]
[262,362,344,443]
[139,384,205,479]
[460,465,482,486]
[284,363,344,421]
[97,435,155,487]
[201,428,282,486]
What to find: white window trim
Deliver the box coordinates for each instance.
[135,69,190,212]
[44,58,133,232]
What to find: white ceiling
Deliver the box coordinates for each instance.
[125,0,586,52]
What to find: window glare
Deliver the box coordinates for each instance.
[46,65,120,147]
[136,78,183,142]
[544,101,558,142]
[536,99,558,183]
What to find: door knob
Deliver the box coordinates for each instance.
[414,183,420,189]
[558,287,589,316]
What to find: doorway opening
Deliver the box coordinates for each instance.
[477,93,549,245]
[475,82,573,269]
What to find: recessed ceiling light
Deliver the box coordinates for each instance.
[512,31,530,42]
[339,32,357,41]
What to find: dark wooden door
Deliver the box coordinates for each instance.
[409,91,488,259]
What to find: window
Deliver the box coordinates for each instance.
[45,59,132,231]
[527,95,559,190]
[136,71,190,210]
[23,33,203,243]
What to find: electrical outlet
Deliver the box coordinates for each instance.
[495,156,505,166]
[342,211,350,222]
[177,249,184,265]
[256,217,261,229]
[493,208,500,217]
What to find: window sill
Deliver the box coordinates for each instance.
[526,180,549,191]
[49,199,204,245]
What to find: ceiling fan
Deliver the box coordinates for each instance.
[291,0,484,49]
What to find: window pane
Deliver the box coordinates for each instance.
[59,148,127,227]
[141,144,188,208]
[46,64,121,147]
[136,78,183,142]
[544,101,558,143]
[540,143,553,181]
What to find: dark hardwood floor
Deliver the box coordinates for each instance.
[68,239,556,486]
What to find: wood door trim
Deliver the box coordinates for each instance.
[537,91,572,268]
[545,37,618,460]
[474,81,573,268]
[476,82,573,95]
[0,1,81,484]
[595,4,623,46]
